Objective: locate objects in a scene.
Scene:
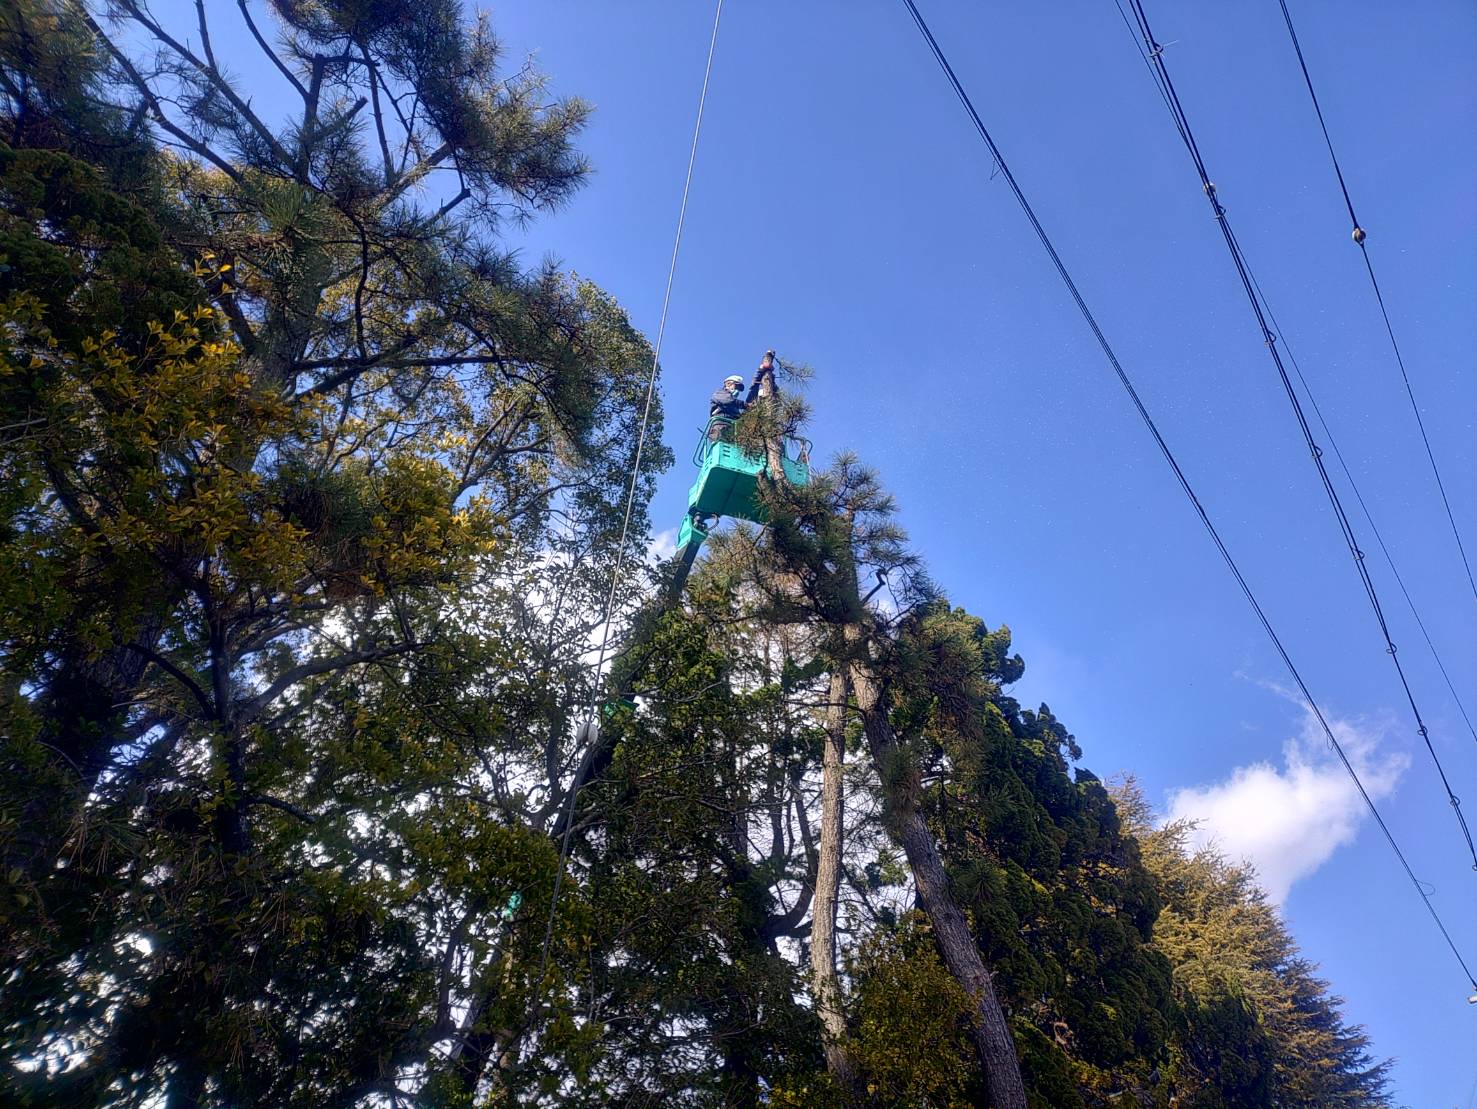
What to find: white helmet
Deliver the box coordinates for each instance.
[723,374,743,387]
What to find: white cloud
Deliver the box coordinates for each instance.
[646,527,678,565]
[1166,698,1408,903]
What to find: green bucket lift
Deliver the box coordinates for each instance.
[596,392,812,737]
[672,416,811,573]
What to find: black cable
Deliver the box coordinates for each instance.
[1121,0,1477,865]
[1274,0,1359,227]
[1260,287,1477,755]
[898,0,1477,990]
[1112,0,1477,757]
[1274,0,1477,609]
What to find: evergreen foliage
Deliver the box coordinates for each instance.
[1116,783,1393,1108]
[894,606,1174,1105]
[0,2,1394,1105]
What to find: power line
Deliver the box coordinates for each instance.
[1260,291,1477,755]
[1120,0,1477,871]
[537,0,725,988]
[1273,0,1359,231]
[1110,0,1477,758]
[896,0,1477,990]
[1273,0,1477,610]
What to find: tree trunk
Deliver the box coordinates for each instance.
[753,352,792,488]
[846,633,1028,1109]
[748,358,1023,1103]
[810,668,858,1095]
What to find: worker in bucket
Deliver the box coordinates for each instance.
[708,350,775,440]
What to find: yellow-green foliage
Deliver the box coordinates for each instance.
[846,918,980,1107]
[1115,780,1390,1107]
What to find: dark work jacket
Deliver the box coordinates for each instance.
[709,379,762,421]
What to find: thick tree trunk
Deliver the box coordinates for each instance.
[810,668,858,1094]
[846,635,1027,1109]
[749,360,1022,1103]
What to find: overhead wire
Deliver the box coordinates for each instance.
[1272,0,1477,610]
[536,0,725,989]
[1119,0,1477,871]
[1111,0,1477,757]
[896,0,1477,990]
[1261,289,1477,754]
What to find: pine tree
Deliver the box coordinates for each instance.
[721,429,1178,1106]
[0,4,670,1098]
[0,0,661,814]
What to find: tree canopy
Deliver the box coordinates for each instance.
[0,2,1391,1106]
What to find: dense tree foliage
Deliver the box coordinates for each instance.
[0,2,1392,1106]
[1115,784,1392,1108]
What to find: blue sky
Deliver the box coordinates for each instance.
[146,1,1476,1102]
[485,2,1476,1100]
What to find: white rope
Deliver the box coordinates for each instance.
[537,0,724,987]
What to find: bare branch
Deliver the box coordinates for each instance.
[246,793,318,825]
[193,1,218,72]
[237,642,420,723]
[80,11,245,186]
[296,352,507,396]
[377,142,453,208]
[114,0,294,170]
[122,643,215,718]
[362,44,396,185]
[237,0,308,100]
